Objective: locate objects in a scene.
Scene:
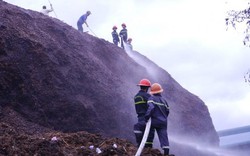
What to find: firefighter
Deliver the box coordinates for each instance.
[119,23,128,49]
[77,11,91,32]
[133,79,155,148]
[41,4,53,15]
[127,38,133,51]
[144,83,174,156]
[111,26,120,46]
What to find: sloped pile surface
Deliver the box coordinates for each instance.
[0,1,219,155]
[0,0,138,140]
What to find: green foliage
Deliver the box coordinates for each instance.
[226,4,250,47]
[244,70,250,85]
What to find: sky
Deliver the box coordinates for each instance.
[4,0,250,131]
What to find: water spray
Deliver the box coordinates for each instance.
[168,134,244,156]
[123,42,159,80]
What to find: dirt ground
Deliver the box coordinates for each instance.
[0,121,164,156]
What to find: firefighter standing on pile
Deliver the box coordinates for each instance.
[77,11,91,32]
[41,4,53,15]
[127,38,133,51]
[144,83,174,156]
[119,23,128,49]
[111,26,120,46]
[133,79,155,148]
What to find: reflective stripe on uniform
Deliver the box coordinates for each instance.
[134,130,143,134]
[134,96,146,105]
[135,101,146,105]
[148,100,169,109]
[145,142,153,144]
[162,146,169,149]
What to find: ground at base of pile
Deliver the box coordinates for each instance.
[0,122,164,156]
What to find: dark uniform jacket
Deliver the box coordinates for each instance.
[119,28,127,42]
[134,90,151,122]
[112,30,120,43]
[145,94,169,127]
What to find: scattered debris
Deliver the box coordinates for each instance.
[96,147,102,154]
[0,122,165,155]
[113,143,118,148]
[51,136,58,142]
[89,145,94,150]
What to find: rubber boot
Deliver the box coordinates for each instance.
[144,143,152,148]
[163,149,169,156]
[134,133,143,147]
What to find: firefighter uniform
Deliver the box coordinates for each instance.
[119,23,127,49]
[119,28,127,42]
[112,29,120,46]
[145,91,170,155]
[134,90,155,148]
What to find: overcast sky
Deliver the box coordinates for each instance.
[4,0,250,131]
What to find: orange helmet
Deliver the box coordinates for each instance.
[121,23,126,27]
[150,83,163,94]
[137,79,151,87]
[113,26,117,30]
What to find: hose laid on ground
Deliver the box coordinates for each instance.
[135,118,151,156]
[87,26,97,37]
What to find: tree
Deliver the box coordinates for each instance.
[225,3,250,47]
[226,2,250,85]
[244,70,250,85]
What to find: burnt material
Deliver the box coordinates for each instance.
[0,1,219,155]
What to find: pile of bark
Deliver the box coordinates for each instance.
[0,121,164,156]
